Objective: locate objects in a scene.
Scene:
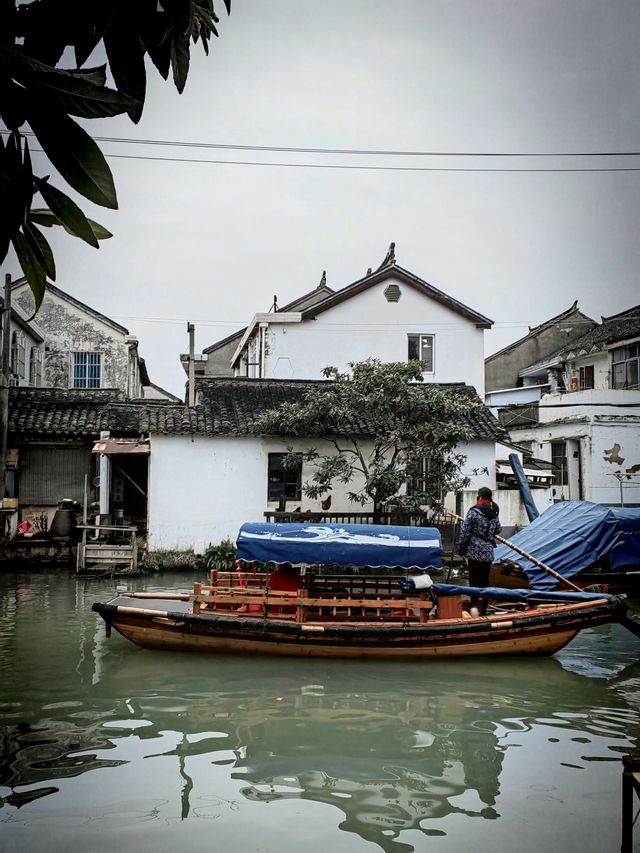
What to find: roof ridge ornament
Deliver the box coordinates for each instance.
[318,270,326,289]
[375,242,396,272]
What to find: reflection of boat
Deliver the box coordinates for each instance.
[491,501,640,593]
[93,522,630,658]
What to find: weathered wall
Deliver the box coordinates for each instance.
[13,285,137,392]
[147,434,497,551]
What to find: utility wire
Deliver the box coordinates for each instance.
[11,129,640,158]
[70,151,640,173]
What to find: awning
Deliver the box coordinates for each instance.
[236,522,443,570]
[92,438,150,455]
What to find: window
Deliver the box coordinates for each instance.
[73,352,101,388]
[406,457,443,501]
[268,453,302,501]
[407,334,434,372]
[551,441,568,486]
[611,343,639,390]
[28,346,43,386]
[579,365,594,390]
[10,331,25,379]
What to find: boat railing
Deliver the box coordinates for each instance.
[192,571,447,623]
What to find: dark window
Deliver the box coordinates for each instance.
[579,365,594,390]
[407,334,434,372]
[73,352,101,388]
[406,457,443,500]
[551,441,568,486]
[268,453,302,501]
[611,343,639,390]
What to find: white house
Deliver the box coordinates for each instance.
[206,244,494,396]
[494,305,640,506]
[145,377,504,551]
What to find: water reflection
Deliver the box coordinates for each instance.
[1,569,640,853]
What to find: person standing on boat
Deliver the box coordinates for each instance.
[458,487,502,615]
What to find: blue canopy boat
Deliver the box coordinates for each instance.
[492,501,640,592]
[92,522,630,659]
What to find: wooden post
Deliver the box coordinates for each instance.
[0,273,12,506]
[187,323,195,408]
[621,755,640,852]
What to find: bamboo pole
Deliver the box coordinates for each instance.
[445,509,583,593]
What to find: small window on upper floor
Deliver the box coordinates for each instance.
[28,346,43,386]
[611,343,639,390]
[10,331,25,379]
[407,334,434,372]
[579,365,594,390]
[73,352,101,388]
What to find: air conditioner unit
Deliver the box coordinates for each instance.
[570,377,579,392]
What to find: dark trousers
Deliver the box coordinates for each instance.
[467,559,492,612]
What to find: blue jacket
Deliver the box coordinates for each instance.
[458,503,502,562]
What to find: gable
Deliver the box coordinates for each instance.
[301,265,492,329]
[12,279,129,337]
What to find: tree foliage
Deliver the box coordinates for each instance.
[257,359,484,515]
[0,0,231,310]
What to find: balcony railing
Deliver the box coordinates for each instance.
[263,510,459,552]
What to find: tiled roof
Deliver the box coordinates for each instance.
[8,388,156,439]
[559,305,640,357]
[527,305,640,369]
[9,379,505,442]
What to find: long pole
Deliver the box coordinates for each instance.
[446,508,583,593]
[0,273,12,504]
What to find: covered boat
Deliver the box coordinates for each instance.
[92,522,630,659]
[492,501,640,592]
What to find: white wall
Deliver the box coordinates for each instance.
[260,276,487,393]
[148,433,497,551]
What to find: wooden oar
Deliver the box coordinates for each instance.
[444,509,583,593]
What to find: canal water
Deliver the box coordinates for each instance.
[1,568,639,853]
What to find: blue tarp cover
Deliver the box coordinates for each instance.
[493,500,622,590]
[432,583,613,603]
[609,508,640,570]
[236,522,443,570]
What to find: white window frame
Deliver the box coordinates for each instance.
[407,333,435,373]
[72,351,102,389]
[611,343,639,390]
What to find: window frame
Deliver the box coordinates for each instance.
[611,343,639,390]
[579,365,594,390]
[407,333,435,373]
[11,331,26,379]
[267,452,302,502]
[72,351,102,389]
[406,456,443,501]
[551,441,568,486]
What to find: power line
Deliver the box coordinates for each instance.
[83,151,640,173]
[11,130,640,158]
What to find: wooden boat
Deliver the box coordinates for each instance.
[92,522,632,659]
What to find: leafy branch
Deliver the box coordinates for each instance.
[0,0,231,310]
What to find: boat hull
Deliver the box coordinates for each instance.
[93,596,622,659]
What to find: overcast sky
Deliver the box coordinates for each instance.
[7,0,640,396]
